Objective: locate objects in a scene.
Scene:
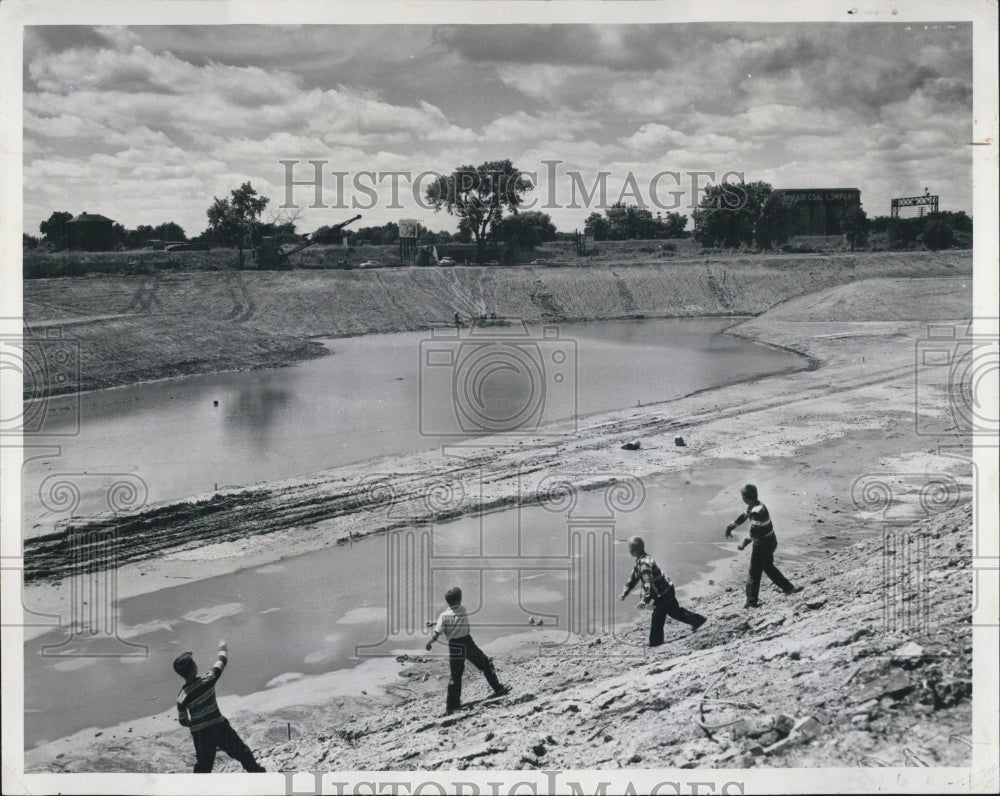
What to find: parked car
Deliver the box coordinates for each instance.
[438,257,456,266]
[357,260,378,268]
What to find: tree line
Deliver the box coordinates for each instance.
[25,164,973,259]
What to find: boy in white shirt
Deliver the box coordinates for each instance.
[426,586,510,714]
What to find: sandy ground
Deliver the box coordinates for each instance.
[17,271,990,780]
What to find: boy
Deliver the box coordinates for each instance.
[426,586,510,714]
[174,639,266,773]
[725,483,803,608]
[620,535,706,647]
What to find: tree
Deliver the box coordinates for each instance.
[922,219,955,251]
[425,160,533,261]
[23,233,40,250]
[39,211,73,250]
[584,212,610,241]
[661,212,688,238]
[692,180,795,250]
[494,211,557,250]
[154,221,187,242]
[840,206,869,252]
[584,203,656,241]
[753,191,797,250]
[207,182,270,268]
[887,218,921,250]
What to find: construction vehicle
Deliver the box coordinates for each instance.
[256,214,361,269]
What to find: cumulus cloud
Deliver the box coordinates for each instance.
[21,22,973,235]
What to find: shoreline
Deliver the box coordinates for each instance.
[22,252,970,400]
[20,274,972,599]
[18,271,982,772]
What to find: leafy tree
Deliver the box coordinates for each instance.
[840,206,869,251]
[692,180,795,250]
[584,212,610,241]
[869,215,892,233]
[661,212,688,238]
[154,221,187,242]
[207,181,270,268]
[23,233,40,250]
[112,222,127,249]
[425,159,533,261]
[922,219,955,251]
[39,211,73,250]
[494,211,557,250]
[604,203,655,240]
[754,191,797,250]
[583,203,656,241]
[887,218,921,250]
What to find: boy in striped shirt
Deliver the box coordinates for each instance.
[174,640,265,773]
[725,484,803,608]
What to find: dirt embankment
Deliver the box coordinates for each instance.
[21,273,981,776]
[23,250,969,397]
[26,494,975,774]
[259,503,973,772]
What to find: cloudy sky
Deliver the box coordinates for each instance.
[22,21,973,237]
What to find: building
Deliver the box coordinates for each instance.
[775,189,861,237]
[67,211,115,251]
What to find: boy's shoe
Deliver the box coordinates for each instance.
[785,585,804,595]
[744,600,760,609]
[690,616,707,631]
[492,685,511,697]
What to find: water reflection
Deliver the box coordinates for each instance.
[22,318,806,531]
[222,382,294,450]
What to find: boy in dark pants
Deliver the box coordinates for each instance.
[725,483,803,608]
[620,536,706,647]
[174,640,265,773]
[426,586,510,714]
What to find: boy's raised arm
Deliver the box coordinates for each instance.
[212,640,228,676]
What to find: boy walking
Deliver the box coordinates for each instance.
[725,483,803,608]
[174,640,265,773]
[620,536,706,647]
[426,586,510,714]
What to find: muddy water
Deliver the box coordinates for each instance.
[23,317,808,746]
[24,477,740,747]
[23,317,803,533]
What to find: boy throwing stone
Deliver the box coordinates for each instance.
[174,640,265,773]
[426,586,510,714]
[725,483,803,608]
[620,535,706,646]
